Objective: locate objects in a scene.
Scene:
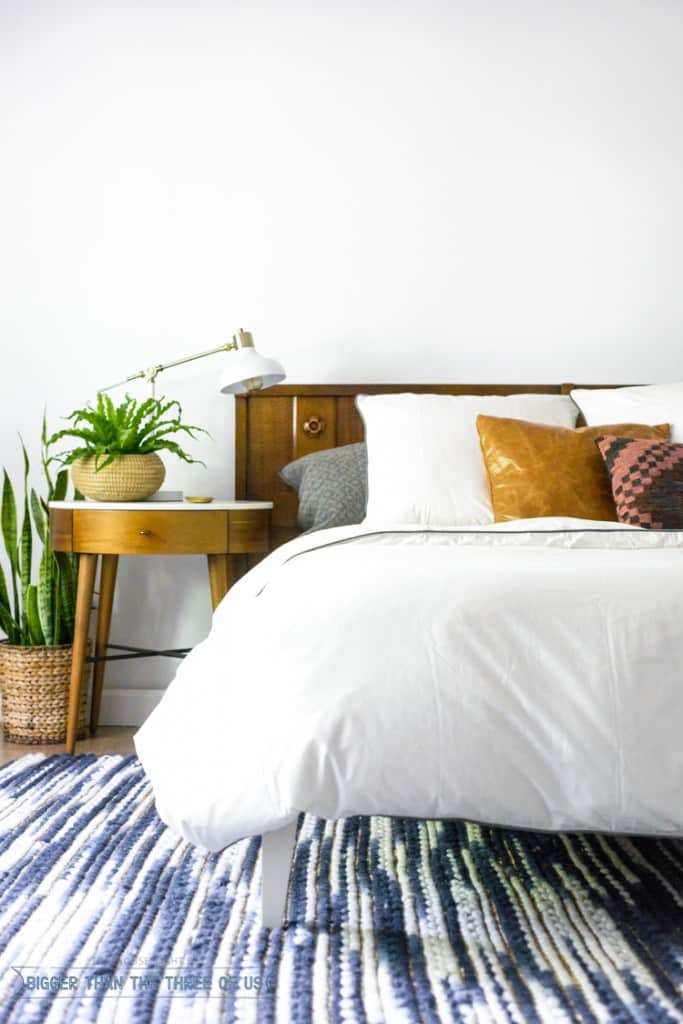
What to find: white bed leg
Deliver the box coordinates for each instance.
[261,819,298,929]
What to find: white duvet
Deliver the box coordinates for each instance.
[135,518,683,850]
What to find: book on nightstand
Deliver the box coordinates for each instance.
[143,490,183,502]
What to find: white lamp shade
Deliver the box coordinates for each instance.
[218,347,286,394]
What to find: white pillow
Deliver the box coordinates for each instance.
[571,383,683,441]
[356,392,578,526]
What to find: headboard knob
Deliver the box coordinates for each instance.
[302,415,326,438]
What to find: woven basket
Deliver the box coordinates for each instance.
[0,642,90,744]
[71,453,165,502]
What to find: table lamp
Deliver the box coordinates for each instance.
[99,329,286,395]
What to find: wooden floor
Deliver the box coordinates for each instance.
[0,727,137,764]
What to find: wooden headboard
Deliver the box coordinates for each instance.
[235,382,610,548]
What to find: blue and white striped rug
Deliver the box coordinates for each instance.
[1,755,682,1023]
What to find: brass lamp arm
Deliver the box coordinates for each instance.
[99,329,254,394]
[132,342,237,386]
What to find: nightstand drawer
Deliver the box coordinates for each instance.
[72,510,229,555]
[228,510,270,553]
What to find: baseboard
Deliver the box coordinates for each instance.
[100,688,164,727]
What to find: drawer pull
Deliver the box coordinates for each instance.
[138,529,152,536]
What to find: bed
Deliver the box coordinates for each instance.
[134,383,683,927]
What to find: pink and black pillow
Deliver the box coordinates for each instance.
[595,436,683,529]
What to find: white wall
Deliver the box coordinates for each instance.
[1,1,682,716]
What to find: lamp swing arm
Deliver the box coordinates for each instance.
[98,329,256,393]
[129,341,239,387]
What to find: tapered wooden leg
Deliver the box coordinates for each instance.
[207,554,235,611]
[66,553,97,754]
[90,554,118,736]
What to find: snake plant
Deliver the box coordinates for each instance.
[47,393,206,471]
[0,416,77,646]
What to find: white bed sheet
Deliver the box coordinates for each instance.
[135,518,683,850]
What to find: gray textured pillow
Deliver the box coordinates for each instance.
[279,443,368,532]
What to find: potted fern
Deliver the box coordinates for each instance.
[48,393,205,502]
[0,420,86,743]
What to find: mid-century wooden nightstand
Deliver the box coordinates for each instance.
[49,500,272,754]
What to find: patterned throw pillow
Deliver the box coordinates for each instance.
[595,436,683,529]
[279,443,368,532]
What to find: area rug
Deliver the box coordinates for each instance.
[1,756,682,1023]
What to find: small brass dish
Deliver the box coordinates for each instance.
[185,496,214,504]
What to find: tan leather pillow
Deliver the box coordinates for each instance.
[476,416,671,522]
